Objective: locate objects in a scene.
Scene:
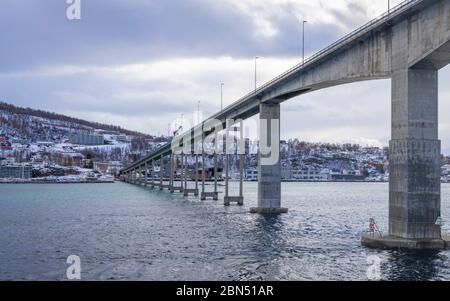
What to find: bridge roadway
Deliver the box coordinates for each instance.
[121,0,450,250]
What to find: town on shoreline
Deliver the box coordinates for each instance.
[1,102,450,184]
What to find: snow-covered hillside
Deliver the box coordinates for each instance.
[0,102,169,167]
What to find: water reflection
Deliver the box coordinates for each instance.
[234,214,287,280]
[383,250,446,281]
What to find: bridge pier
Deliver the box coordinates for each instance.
[137,166,141,185]
[224,120,244,206]
[195,154,199,196]
[159,154,164,190]
[172,155,183,193]
[213,153,218,200]
[251,102,288,214]
[144,163,148,186]
[139,165,144,185]
[137,166,140,185]
[201,144,206,200]
[169,154,175,193]
[362,67,447,250]
[200,138,218,201]
[183,153,198,196]
[133,168,139,185]
[137,168,140,184]
[179,153,184,193]
[150,160,155,189]
[142,165,146,185]
[183,153,188,196]
[201,154,219,200]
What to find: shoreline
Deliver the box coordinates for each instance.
[1,180,448,185]
[0,181,115,184]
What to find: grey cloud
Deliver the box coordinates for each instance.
[0,0,348,72]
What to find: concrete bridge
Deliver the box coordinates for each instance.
[120,0,450,250]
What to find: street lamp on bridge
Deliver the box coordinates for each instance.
[220,83,224,111]
[302,20,307,65]
[197,100,201,125]
[254,56,259,95]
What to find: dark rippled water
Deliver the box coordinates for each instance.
[0,182,449,281]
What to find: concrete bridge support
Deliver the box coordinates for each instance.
[251,103,288,214]
[195,154,199,196]
[201,145,206,200]
[183,153,198,196]
[169,154,174,193]
[183,153,188,196]
[224,120,244,206]
[200,133,219,201]
[201,154,219,200]
[143,165,146,185]
[144,163,148,187]
[159,154,164,190]
[136,168,139,184]
[213,153,219,200]
[150,160,155,189]
[363,67,446,249]
[390,68,441,240]
[170,155,182,193]
[180,153,185,193]
[137,166,140,184]
[134,168,138,184]
[137,166,141,185]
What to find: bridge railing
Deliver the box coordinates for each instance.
[222,0,420,110]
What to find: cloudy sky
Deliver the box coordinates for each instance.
[1,0,449,153]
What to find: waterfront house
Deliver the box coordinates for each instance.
[0,165,32,179]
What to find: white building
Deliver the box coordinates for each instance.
[291,168,330,181]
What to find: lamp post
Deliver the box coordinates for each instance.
[220,83,224,111]
[254,56,259,95]
[302,20,307,65]
[181,113,184,132]
[197,100,200,125]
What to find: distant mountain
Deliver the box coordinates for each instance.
[0,101,152,142]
